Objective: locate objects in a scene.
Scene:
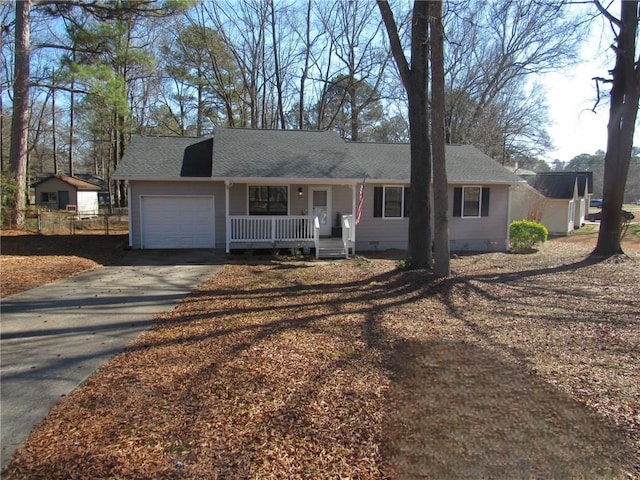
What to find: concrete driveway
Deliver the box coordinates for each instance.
[0,249,225,469]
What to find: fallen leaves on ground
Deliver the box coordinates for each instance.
[0,232,127,297]
[1,237,639,479]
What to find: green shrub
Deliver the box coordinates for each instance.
[509,220,548,251]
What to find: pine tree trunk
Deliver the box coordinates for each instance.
[9,0,32,228]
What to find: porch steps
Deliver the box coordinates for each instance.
[317,238,348,259]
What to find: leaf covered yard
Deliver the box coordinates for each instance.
[3,242,639,479]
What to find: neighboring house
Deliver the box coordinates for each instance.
[113,128,524,256]
[510,171,593,235]
[75,174,110,206]
[33,174,100,215]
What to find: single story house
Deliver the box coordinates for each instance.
[33,174,100,215]
[510,171,593,235]
[113,128,524,256]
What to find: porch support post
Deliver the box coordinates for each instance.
[225,180,231,254]
[352,181,357,255]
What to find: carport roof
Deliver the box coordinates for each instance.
[115,128,524,184]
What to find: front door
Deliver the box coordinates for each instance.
[58,190,70,210]
[310,187,331,236]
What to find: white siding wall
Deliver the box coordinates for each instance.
[332,185,355,221]
[356,183,511,252]
[228,183,354,220]
[510,183,547,223]
[77,191,99,215]
[129,181,226,248]
[229,184,246,215]
[540,198,572,235]
[449,184,510,252]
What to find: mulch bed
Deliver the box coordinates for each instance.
[1,236,639,478]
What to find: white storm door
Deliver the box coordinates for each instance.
[310,187,331,236]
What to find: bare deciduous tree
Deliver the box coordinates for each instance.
[378,0,432,269]
[444,0,584,163]
[430,1,449,277]
[592,1,640,256]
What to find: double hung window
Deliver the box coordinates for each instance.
[373,186,410,218]
[248,186,288,215]
[453,186,490,217]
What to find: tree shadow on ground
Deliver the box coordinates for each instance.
[2,256,637,479]
[384,338,635,479]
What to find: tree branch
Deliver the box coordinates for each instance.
[376,1,410,90]
[593,0,621,27]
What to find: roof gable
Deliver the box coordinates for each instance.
[117,136,213,179]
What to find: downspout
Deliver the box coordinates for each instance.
[225,180,231,254]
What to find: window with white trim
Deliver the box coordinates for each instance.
[248,186,288,215]
[453,186,490,217]
[41,192,57,203]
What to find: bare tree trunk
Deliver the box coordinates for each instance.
[69,87,75,177]
[1,91,4,172]
[9,0,32,227]
[197,74,203,136]
[350,81,358,141]
[51,72,58,175]
[378,0,432,269]
[592,1,640,256]
[299,0,312,129]
[430,1,450,277]
[269,0,286,129]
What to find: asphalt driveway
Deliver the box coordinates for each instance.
[0,249,225,469]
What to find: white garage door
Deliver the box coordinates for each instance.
[141,196,215,249]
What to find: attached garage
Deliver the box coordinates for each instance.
[140,195,215,249]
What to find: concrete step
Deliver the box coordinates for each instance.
[317,247,347,258]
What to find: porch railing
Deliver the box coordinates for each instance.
[230,215,315,243]
[341,214,354,257]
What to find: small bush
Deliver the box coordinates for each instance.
[509,220,548,252]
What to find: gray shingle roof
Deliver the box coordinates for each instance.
[115,128,523,185]
[32,174,100,191]
[211,128,363,179]
[530,172,593,199]
[346,142,522,184]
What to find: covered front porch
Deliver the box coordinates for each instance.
[224,181,359,258]
[227,214,355,258]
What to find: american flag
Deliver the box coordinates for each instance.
[356,176,366,224]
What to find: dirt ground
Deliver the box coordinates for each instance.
[1,229,639,479]
[0,231,128,298]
